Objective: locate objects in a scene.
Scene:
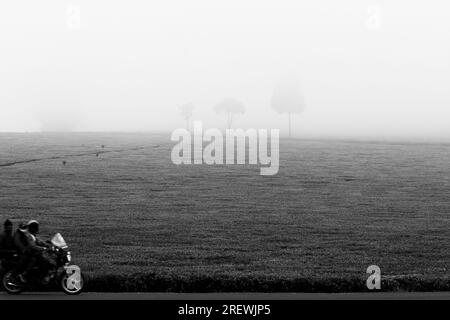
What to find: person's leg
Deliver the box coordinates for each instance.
[14,255,28,282]
[19,255,37,282]
[36,253,55,277]
[36,254,47,273]
[14,254,27,273]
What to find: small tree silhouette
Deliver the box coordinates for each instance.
[179,103,195,130]
[271,78,306,137]
[214,98,245,129]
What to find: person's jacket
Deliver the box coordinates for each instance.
[27,233,49,253]
[13,229,29,254]
[13,229,47,254]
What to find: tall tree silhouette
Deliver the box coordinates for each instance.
[271,78,306,137]
[214,98,245,129]
[179,102,195,130]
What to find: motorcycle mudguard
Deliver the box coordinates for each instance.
[63,265,82,290]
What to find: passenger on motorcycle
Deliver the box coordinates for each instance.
[12,223,31,282]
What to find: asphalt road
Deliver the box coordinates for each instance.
[1,292,450,300]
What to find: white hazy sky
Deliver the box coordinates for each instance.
[0,0,449,140]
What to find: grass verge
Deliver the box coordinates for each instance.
[85,274,450,293]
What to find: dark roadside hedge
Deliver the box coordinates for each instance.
[85,273,450,292]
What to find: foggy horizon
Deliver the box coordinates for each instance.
[1,1,449,142]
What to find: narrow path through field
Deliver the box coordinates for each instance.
[0,147,145,168]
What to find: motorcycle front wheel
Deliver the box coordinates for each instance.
[2,271,23,294]
[60,272,85,295]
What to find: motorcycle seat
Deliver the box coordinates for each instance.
[0,250,20,260]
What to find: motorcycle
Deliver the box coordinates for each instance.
[1,233,85,295]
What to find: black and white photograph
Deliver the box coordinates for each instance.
[0,0,449,317]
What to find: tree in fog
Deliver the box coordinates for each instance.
[214,98,245,129]
[179,102,195,130]
[271,78,306,137]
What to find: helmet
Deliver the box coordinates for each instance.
[27,220,39,234]
[27,220,39,227]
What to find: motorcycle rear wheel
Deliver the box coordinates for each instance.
[2,271,23,294]
[60,272,85,295]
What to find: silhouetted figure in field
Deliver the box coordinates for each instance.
[0,219,14,256]
[101,145,105,149]
[62,161,66,166]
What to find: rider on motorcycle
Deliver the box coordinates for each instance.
[13,220,53,283]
